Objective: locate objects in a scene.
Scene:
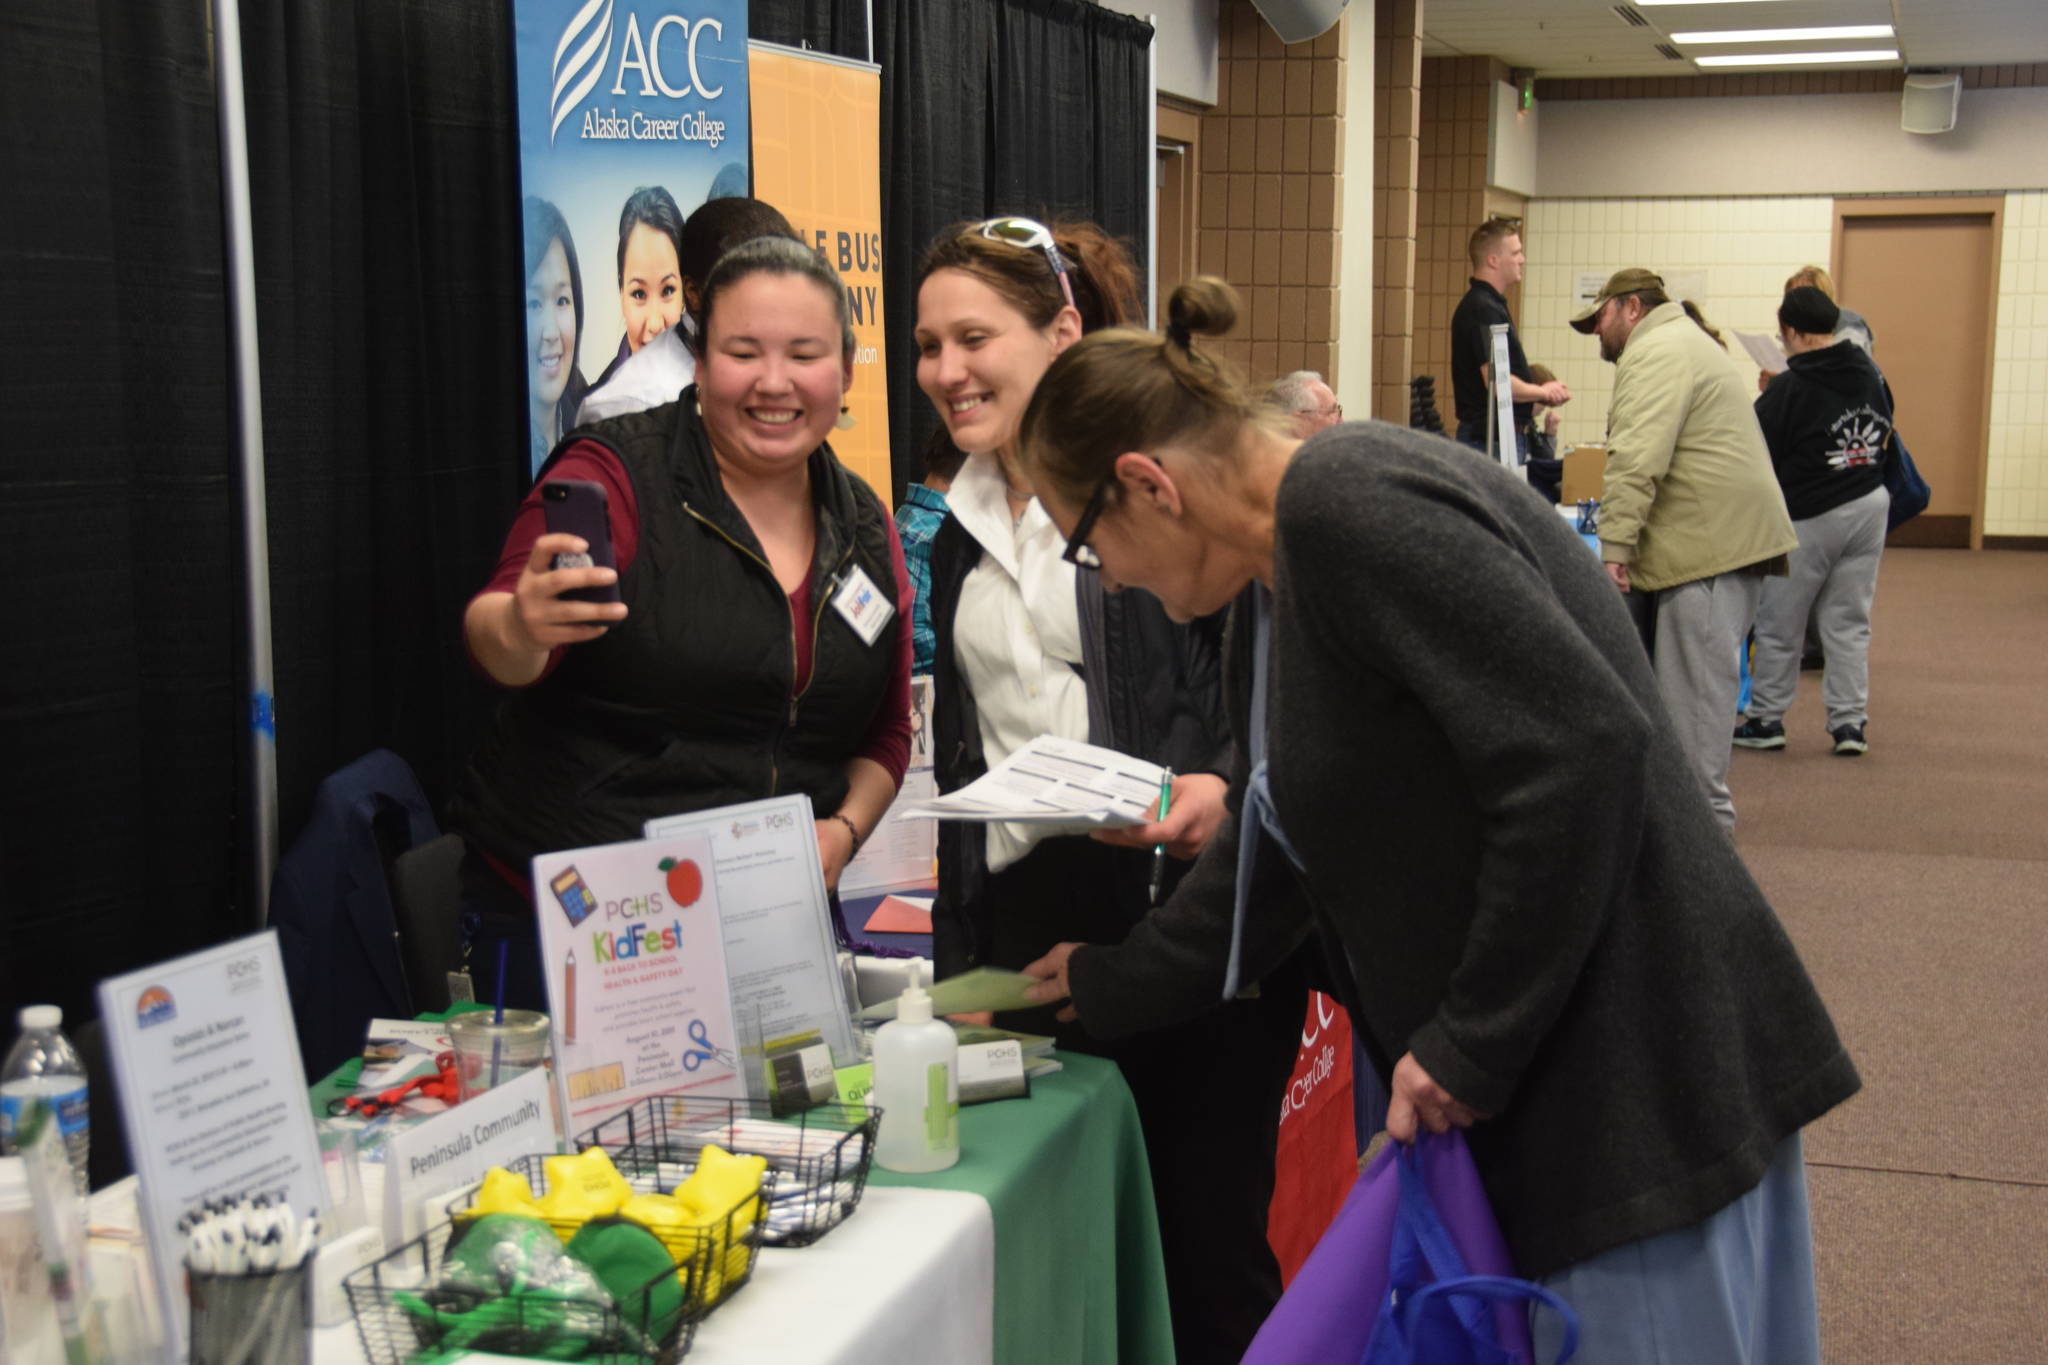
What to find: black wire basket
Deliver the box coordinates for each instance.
[579,1093,881,1248]
[344,1215,698,1365]
[442,1150,771,1323]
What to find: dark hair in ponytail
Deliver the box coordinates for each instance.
[1019,276,1281,508]
[1680,299,1727,349]
[916,219,1142,335]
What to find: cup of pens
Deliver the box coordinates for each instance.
[448,1009,551,1102]
[184,1197,317,1365]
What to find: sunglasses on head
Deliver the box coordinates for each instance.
[979,217,1078,312]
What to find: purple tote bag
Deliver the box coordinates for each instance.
[1244,1130,1565,1365]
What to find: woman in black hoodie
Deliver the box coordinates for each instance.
[1737,285,1893,756]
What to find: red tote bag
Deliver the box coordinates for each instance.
[1267,992,1358,1283]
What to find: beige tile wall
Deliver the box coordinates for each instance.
[1990,190,2048,536]
[1517,193,2048,538]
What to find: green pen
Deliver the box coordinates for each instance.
[1148,768,1174,905]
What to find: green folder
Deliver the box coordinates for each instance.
[855,966,1043,1021]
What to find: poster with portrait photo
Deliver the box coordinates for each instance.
[513,0,751,477]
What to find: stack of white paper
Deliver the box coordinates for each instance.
[1735,329,1787,375]
[894,734,1166,826]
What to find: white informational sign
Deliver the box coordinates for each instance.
[1664,270,1709,310]
[381,1066,555,1244]
[645,795,862,1071]
[1574,271,1610,311]
[97,931,329,1363]
[841,674,939,896]
[533,833,743,1133]
[1489,324,1519,471]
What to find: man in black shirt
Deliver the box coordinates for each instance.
[1450,216,1569,454]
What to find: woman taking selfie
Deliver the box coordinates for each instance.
[914,220,1306,1365]
[454,235,913,1010]
[1017,278,1860,1365]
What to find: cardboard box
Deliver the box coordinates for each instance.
[1560,443,1606,506]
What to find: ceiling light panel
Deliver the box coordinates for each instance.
[1694,49,1900,66]
[1671,25,1894,44]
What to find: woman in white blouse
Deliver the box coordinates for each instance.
[912,218,1310,1365]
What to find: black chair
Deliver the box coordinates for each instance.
[390,833,467,1014]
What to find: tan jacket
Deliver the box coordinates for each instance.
[1600,303,1797,592]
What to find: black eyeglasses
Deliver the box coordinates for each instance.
[979,217,1078,312]
[1060,474,1113,571]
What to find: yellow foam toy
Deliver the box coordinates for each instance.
[673,1145,767,1302]
[465,1166,546,1221]
[535,1147,634,1226]
[614,1143,768,1302]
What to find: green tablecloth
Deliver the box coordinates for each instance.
[870,1053,1174,1365]
[315,1019,1173,1365]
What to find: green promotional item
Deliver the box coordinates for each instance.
[565,1218,686,1347]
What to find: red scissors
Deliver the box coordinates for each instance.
[328,1051,460,1118]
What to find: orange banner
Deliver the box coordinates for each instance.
[749,47,892,500]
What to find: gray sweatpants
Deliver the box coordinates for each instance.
[1632,569,1765,832]
[1748,485,1889,732]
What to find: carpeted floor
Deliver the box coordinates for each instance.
[1731,547,2048,1364]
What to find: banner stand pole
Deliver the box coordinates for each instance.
[211,0,281,925]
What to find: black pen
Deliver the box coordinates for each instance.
[1148,768,1174,905]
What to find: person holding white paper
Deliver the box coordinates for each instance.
[913,217,1308,1365]
[453,235,914,1010]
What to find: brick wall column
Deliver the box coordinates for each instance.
[1198,0,1348,390]
[1371,0,1421,421]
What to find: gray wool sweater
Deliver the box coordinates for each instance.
[1068,420,1859,1277]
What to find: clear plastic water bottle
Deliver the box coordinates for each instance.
[0,1006,89,1196]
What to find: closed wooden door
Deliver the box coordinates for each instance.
[1836,207,1998,548]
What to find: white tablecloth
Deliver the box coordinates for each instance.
[315,1185,995,1365]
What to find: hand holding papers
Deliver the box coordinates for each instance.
[895,735,1166,827]
[1735,329,1787,376]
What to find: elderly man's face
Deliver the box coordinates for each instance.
[1293,380,1342,438]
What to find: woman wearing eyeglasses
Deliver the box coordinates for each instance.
[1014,279,1859,1365]
[913,219,1309,1364]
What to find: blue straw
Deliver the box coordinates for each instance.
[489,940,508,1088]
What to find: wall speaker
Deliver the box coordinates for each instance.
[1250,0,1350,45]
[1901,73,1960,135]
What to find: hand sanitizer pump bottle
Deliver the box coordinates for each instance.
[872,962,959,1173]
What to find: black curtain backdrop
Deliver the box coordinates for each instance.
[0,0,1148,1030]
[878,0,1154,500]
[1,0,523,1029]
[236,0,524,846]
[751,0,870,62]
[2,1,246,1026]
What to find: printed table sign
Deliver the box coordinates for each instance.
[533,833,743,1131]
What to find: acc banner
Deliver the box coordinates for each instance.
[748,46,890,498]
[513,0,750,476]
[1268,992,1357,1284]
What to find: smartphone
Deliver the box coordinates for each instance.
[540,479,621,604]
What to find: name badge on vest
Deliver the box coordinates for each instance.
[831,564,895,646]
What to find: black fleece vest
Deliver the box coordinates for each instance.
[455,391,899,870]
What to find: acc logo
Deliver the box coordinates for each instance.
[135,986,177,1029]
[550,0,729,144]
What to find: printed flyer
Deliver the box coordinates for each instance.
[513,0,751,475]
[532,833,744,1131]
